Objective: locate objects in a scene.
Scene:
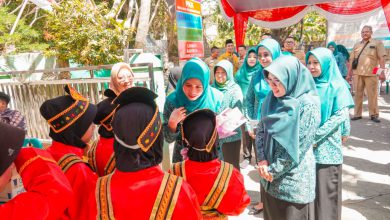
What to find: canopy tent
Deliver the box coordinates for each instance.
[219,0,390,48]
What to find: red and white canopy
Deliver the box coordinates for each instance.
[219,0,390,47]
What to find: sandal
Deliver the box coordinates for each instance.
[248,206,263,215]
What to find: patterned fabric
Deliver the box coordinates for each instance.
[163,100,184,163]
[0,108,26,130]
[212,60,244,145]
[341,116,351,137]
[314,108,349,165]
[217,86,243,145]
[164,98,222,162]
[335,53,348,77]
[256,102,320,204]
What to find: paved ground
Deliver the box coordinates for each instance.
[163,85,390,220]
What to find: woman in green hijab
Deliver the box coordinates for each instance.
[212,60,243,170]
[234,48,261,170]
[327,41,348,78]
[306,48,354,220]
[256,56,321,220]
[163,57,223,163]
[244,39,280,167]
[245,38,281,215]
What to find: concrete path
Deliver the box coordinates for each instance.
[231,88,390,220]
[163,86,390,220]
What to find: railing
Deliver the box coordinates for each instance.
[0,63,155,140]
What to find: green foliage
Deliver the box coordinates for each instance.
[45,0,125,65]
[0,7,48,54]
[300,12,327,43]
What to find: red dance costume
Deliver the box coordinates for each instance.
[88,137,115,176]
[171,159,250,219]
[85,165,202,220]
[0,148,73,220]
[47,141,98,219]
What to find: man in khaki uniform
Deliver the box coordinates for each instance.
[347,25,386,123]
[204,46,220,84]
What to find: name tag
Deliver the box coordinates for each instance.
[369,45,376,49]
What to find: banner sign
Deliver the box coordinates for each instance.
[176,0,204,60]
[328,9,390,50]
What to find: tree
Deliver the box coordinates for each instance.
[0,7,48,54]
[134,0,151,48]
[45,0,124,66]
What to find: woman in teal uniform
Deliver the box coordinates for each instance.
[212,60,243,170]
[256,56,321,220]
[163,57,223,163]
[306,47,354,220]
[234,47,261,169]
[246,38,282,215]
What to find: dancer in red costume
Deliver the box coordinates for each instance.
[85,87,202,220]
[170,109,250,219]
[88,89,118,176]
[0,122,73,219]
[40,85,98,220]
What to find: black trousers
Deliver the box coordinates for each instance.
[262,185,314,220]
[242,130,257,162]
[315,164,342,220]
[222,139,241,171]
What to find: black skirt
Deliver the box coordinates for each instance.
[221,139,241,171]
[315,164,342,220]
[261,185,314,220]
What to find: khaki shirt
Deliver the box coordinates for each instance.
[350,39,386,76]
[204,56,218,84]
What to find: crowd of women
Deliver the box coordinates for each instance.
[0,37,353,220]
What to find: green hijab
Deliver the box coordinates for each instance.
[166,57,223,113]
[213,60,236,92]
[252,38,282,119]
[336,44,350,60]
[305,47,354,125]
[262,56,320,163]
[327,41,339,56]
[234,48,261,95]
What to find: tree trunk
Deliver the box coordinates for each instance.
[134,0,151,49]
[107,0,124,18]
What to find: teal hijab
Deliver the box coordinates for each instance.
[336,44,350,60]
[166,57,223,113]
[213,60,236,92]
[262,56,320,163]
[253,38,282,119]
[327,41,339,56]
[305,48,354,125]
[234,48,261,95]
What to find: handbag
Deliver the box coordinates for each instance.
[352,41,369,70]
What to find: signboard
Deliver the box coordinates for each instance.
[327,9,390,50]
[176,0,204,60]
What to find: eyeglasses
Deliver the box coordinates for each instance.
[285,41,294,44]
[266,77,281,86]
